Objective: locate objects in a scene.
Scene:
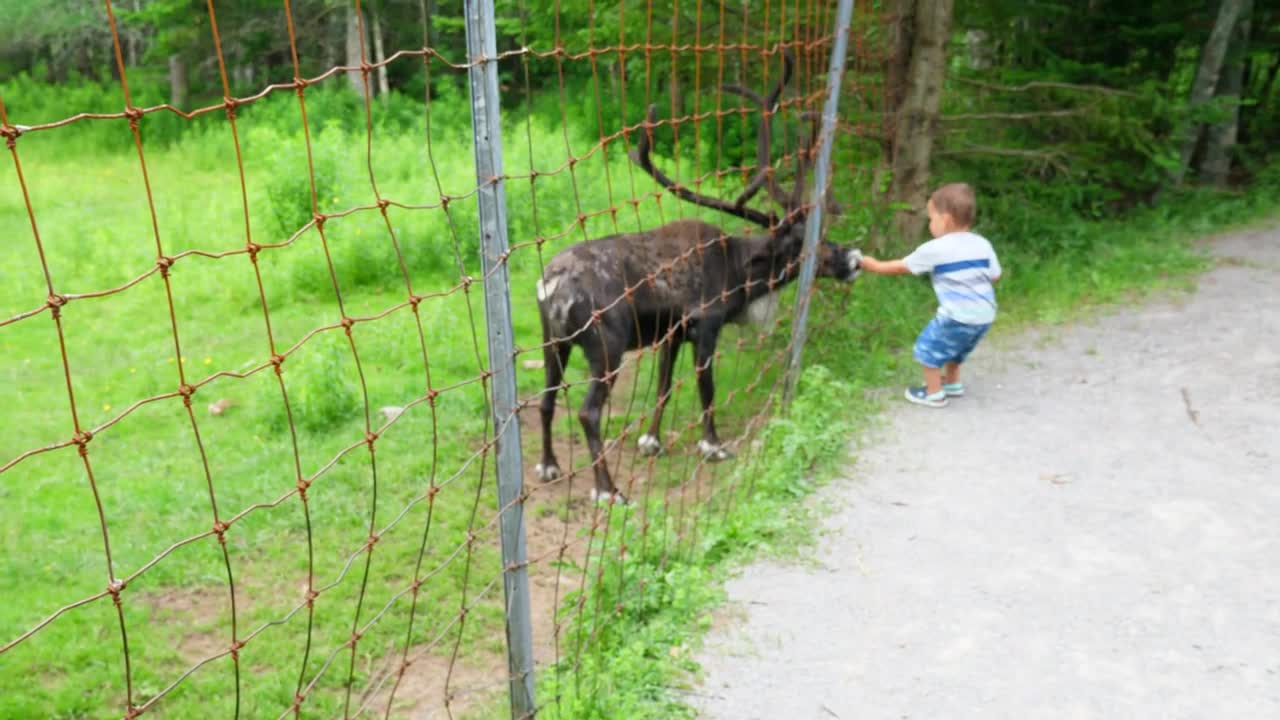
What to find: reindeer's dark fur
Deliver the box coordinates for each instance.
[534,53,862,503]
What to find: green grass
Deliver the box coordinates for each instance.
[0,82,850,719]
[3,71,1279,719]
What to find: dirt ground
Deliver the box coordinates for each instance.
[691,226,1280,719]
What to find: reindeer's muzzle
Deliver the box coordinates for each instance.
[844,248,864,282]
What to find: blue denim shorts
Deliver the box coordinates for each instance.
[913,315,991,368]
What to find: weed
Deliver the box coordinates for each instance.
[264,331,360,433]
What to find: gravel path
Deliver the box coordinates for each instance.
[692,226,1280,720]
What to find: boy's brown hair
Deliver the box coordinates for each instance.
[929,182,976,228]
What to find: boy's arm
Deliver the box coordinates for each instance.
[859,256,912,275]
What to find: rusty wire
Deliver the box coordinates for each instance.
[0,0,886,717]
[510,0,854,712]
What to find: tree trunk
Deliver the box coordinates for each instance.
[667,70,683,118]
[127,0,142,68]
[1259,56,1280,107]
[423,0,436,48]
[1171,0,1246,186]
[1202,0,1253,186]
[233,65,256,94]
[964,30,993,70]
[372,4,389,98]
[104,39,120,81]
[346,5,366,94]
[884,0,915,121]
[1239,50,1279,149]
[169,55,188,108]
[867,0,916,252]
[608,58,621,98]
[888,0,954,244]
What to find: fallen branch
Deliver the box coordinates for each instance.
[943,108,1089,122]
[1180,387,1201,426]
[934,144,1070,174]
[951,77,1138,98]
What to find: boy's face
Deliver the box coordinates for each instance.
[926,200,957,238]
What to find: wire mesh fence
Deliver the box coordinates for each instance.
[0,0,883,717]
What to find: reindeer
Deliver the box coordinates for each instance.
[533,52,862,503]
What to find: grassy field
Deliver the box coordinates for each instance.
[0,82,873,718]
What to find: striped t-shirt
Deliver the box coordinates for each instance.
[904,231,1002,326]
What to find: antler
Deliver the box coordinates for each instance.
[630,105,777,228]
[628,49,808,229]
[722,50,795,210]
[789,110,822,210]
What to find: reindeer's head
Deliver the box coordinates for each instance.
[630,50,862,285]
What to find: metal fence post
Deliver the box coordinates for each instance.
[464,1,537,717]
[783,0,856,408]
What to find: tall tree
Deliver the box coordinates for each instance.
[371,2,389,98]
[0,0,113,81]
[168,54,187,107]
[1172,0,1248,186]
[886,0,955,243]
[345,3,366,94]
[1202,0,1255,186]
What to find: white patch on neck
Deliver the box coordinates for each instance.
[536,275,576,336]
[535,275,562,302]
[735,291,781,328]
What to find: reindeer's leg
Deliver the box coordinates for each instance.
[692,322,733,462]
[535,338,572,482]
[639,337,681,457]
[578,335,627,504]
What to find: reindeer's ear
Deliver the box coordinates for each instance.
[744,235,775,264]
[780,223,807,255]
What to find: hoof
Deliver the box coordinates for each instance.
[534,463,561,482]
[698,439,734,462]
[590,488,629,506]
[637,433,665,457]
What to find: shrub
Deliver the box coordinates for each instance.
[264,331,359,433]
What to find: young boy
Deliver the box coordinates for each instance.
[859,182,1001,408]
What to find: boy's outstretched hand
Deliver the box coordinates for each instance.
[859,255,911,275]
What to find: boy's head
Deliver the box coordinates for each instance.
[926,182,976,237]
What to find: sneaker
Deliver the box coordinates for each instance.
[942,383,965,397]
[904,386,949,408]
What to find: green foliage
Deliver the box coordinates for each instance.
[266,331,359,433]
[945,0,1280,213]
[954,1,1214,80]
[530,364,863,720]
[748,366,859,498]
[938,73,1165,219]
[0,72,190,152]
[259,123,343,240]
